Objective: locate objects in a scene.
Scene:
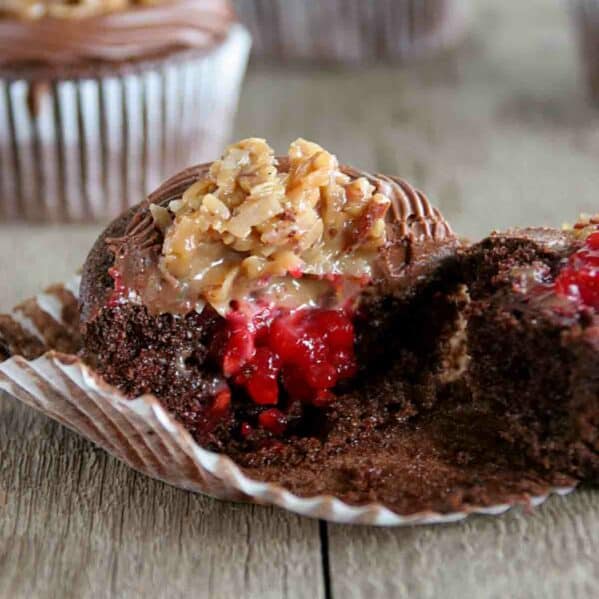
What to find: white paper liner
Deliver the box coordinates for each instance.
[0,276,576,526]
[0,25,251,222]
[235,0,469,63]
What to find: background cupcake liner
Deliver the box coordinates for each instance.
[235,0,469,64]
[570,0,599,105]
[0,276,576,526]
[0,24,251,223]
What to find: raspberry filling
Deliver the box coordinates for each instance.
[216,305,358,434]
[554,230,599,309]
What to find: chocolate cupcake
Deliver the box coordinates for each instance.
[235,0,468,64]
[78,138,599,513]
[0,137,593,515]
[0,1,250,222]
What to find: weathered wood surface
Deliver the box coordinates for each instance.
[0,395,323,599]
[1,1,598,597]
[328,491,599,599]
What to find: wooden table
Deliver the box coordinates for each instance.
[1,1,598,597]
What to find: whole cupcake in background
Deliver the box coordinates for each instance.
[0,0,250,222]
[571,0,599,105]
[235,0,468,64]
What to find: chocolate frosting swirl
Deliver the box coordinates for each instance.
[0,0,234,73]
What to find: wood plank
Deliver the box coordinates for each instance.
[327,490,599,599]
[0,396,324,599]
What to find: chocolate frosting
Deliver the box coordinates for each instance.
[102,159,456,317]
[0,0,234,73]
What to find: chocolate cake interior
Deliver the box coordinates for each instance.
[459,230,599,480]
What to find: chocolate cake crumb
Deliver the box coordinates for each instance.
[459,229,599,480]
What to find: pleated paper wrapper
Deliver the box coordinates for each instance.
[236,0,469,64]
[0,276,575,526]
[0,24,250,223]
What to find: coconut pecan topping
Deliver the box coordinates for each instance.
[152,138,391,312]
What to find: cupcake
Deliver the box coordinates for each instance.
[0,137,596,515]
[0,1,251,222]
[75,138,599,514]
[235,0,468,64]
[571,0,599,105]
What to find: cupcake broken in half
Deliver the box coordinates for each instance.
[79,138,598,514]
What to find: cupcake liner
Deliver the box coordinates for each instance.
[235,0,469,64]
[0,275,577,526]
[0,24,251,222]
[571,0,599,105]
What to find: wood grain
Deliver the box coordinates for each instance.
[327,490,599,599]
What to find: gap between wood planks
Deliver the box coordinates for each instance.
[319,520,333,599]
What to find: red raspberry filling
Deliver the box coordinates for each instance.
[554,230,599,309]
[217,305,358,434]
[258,408,288,436]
